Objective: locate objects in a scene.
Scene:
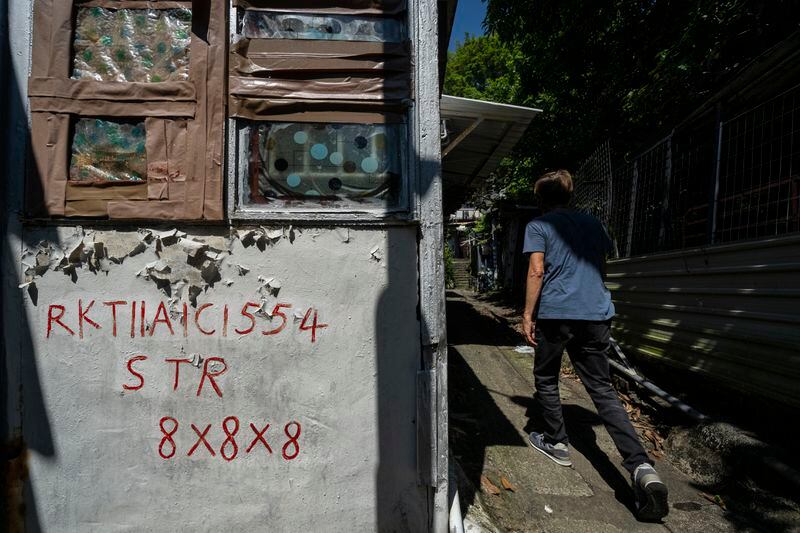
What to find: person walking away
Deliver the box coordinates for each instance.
[521,170,669,521]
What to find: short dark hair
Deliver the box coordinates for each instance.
[534,170,573,207]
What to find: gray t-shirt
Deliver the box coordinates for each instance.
[522,208,615,321]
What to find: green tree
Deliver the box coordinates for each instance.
[449,0,800,203]
[444,33,522,104]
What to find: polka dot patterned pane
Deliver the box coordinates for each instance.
[247,121,404,206]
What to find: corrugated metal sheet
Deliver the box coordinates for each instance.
[607,234,800,408]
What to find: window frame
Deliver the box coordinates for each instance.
[26,0,225,220]
[226,3,416,222]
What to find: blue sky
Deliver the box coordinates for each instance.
[448,0,487,51]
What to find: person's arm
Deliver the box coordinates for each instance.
[522,251,545,346]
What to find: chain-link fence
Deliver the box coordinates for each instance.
[574,81,800,258]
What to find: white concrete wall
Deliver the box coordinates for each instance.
[1,0,445,528]
[15,225,426,531]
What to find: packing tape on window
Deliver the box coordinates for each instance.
[233,0,406,16]
[228,97,408,123]
[28,78,197,102]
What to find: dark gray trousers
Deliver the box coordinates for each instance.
[533,319,650,473]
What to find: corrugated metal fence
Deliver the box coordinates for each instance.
[575,80,800,408]
[606,235,800,408]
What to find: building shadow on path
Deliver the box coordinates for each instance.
[446,291,528,510]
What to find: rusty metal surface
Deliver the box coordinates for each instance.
[607,234,800,408]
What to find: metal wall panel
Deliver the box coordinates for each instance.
[607,234,800,408]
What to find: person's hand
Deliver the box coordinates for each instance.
[522,316,537,346]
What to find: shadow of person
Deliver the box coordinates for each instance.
[508,393,636,512]
[562,404,636,511]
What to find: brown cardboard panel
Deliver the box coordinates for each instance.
[148,181,170,200]
[65,183,148,201]
[106,200,188,219]
[242,37,409,57]
[167,119,189,182]
[28,0,225,220]
[229,97,407,123]
[234,0,406,16]
[29,97,197,118]
[29,78,196,102]
[31,0,53,78]
[228,37,411,113]
[229,75,409,101]
[201,6,226,221]
[30,113,69,216]
[181,34,208,220]
[145,117,170,199]
[232,39,410,74]
[64,199,112,217]
[49,1,74,78]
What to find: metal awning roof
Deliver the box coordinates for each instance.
[440,95,541,215]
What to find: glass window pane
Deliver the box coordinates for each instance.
[72,7,192,83]
[241,11,405,42]
[70,118,147,182]
[245,122,404,207]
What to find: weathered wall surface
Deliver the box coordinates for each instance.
[607,234,800,409]
[12,224,425,531]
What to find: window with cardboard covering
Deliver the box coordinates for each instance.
[228,0,412,215]
[26,0,226,220]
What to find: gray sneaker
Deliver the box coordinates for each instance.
[632,463,669,521]
[528,431,572,466]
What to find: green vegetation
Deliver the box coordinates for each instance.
[443,243,457,289]
[444,33,522,104]
[445,1,800,204]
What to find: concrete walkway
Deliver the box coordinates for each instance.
[447,290,737,533]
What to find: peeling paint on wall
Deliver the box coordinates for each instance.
[15,225,427,531]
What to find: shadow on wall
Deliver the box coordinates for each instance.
[374,151,447,526]
[1,1,55,530]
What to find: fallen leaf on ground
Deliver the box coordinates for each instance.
[500,476,516,492]
[480,475,501,495]
[699,492,727,511]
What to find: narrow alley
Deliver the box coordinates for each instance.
[446,289,798,533]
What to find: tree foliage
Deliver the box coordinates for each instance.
[445,0,800,203]
[443,33,522,104]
